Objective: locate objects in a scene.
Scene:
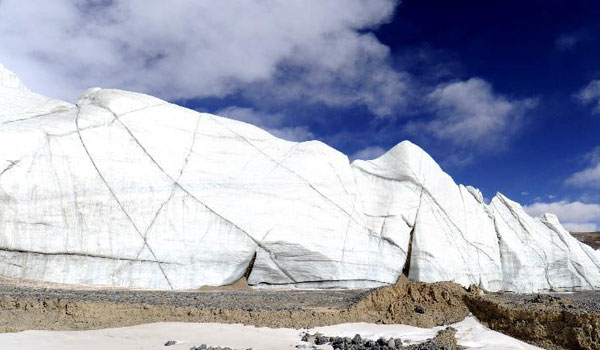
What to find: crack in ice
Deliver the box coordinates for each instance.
[75,107,175,289]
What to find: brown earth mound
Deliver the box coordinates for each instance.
[353,276,470,328]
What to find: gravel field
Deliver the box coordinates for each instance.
[0,283,369,311]
[494,290,600,314]
[562,291,600,313]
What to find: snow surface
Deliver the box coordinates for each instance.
[0,317,542,350]
[1,63,599,292]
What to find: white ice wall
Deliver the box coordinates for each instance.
[0,64,598,292]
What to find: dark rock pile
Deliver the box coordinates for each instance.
[188,346,252,350]
[301,332,402,349]
[299,327,461,350]
[185,327,461,350]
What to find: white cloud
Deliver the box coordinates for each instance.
[563,222,598,232]
[567,164,600,188]
[0,0,406,116]
[350,146,387,160]
[576,80,600,114]
[405,78,537,154]
[523,200,600,232]
[565,147,600,188]
[524,200,600,223]
[215,106,313,142]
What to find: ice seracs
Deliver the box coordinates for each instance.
[0,63,598,292]
[0,63,27,91]
[352,143,504,291]
[491,194,600,292]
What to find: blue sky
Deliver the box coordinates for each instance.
[0,0,599,230]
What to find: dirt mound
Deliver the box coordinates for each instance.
[465,293,600,350]
[352,276,470,328]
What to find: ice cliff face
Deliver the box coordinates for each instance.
[1,64,599,292]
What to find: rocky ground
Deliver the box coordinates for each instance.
[0,277,367,312]
[466,291,600,350]
[1,276,600,350]
[0,276,470,331]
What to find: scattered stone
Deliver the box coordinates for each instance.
[164,340,177,346]
[531,294,563,305]
[415,305,425,314]
[406,339,442,350]
[189,346,250,350]
[315,335,329,345]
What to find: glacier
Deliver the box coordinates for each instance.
[1,63,599,292]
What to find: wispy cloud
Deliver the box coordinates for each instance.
[575,80,600,114]
[350,146,387,161]
[0,0,406,117]
[555,27,599,52]
[565,146,600,188]
[215,106,314,142]
[555,33,580,51]
[523,200,600,232]
[404,78,537,161]
[566,164,600,188]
